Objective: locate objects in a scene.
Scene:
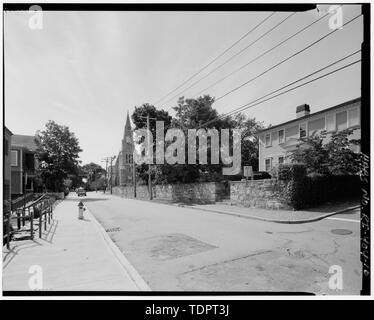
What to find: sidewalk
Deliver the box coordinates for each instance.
[3,196,149,292]
[180,201,360,224]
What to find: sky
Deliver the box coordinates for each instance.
[4,4,363,166]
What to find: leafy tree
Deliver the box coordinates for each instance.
[289,131,329,174]
[173,96,264,178]
[289,129,360,175]
[81,162,106,190]
[131,103,172,184]
[169,95,221,182]
[224,113,264,172]
[131,96,263,184]
[63,179,73,189]
[132,103,172,134]
[172,95,220,129]
[325,129,361,175]
[82,163,106,180]
[36,121,82,192]
[88,174,107,191]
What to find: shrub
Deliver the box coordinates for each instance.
[278,163,360,210]
[278,163,308,210]
[307,172,330,206]
[278,163,306,181]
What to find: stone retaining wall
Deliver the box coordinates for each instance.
[229,179,291,210]
[113,182,229,204]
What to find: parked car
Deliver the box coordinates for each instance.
[77,187,86,197]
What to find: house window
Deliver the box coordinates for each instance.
[336,110,348,131]
[278,156,284,165]
[299,123,307,138]
[278,129,285,144]
[265,133,271,147]
[326,114,336,132]
[11,150,18,166]
[265,158,272,172]
[348,108,360,127]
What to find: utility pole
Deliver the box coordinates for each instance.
[138,114,157,200]
[109,155,116,194]
[147,113,153,200]
[101,157,109,193]
[133,156,136,198]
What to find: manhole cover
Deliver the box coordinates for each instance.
[331,229,352,235]
[105,227,121,233]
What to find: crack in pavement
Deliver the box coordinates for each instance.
[181,250,273,275]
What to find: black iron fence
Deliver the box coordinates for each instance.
[3,193,57,249]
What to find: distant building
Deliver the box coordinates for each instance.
[11,134,39,196]
[3,127,13,209]
[256,97,361,172]
[116,111,134,186]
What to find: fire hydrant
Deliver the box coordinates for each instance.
[78,201,86,220]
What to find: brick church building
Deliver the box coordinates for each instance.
[114,111,134,186]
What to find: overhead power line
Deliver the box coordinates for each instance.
[162,12,296,109]
[193,10,333,97]
[193,56,361,130]
[152,12,276,105]
[153,50,360,133]
[226,50,361,115]
[224,60,361,119]
[213,12,362,103]
[174,6,348,116]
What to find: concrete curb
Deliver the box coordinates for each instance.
[84,204,151,291]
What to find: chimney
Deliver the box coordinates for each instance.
[296,104,310,118]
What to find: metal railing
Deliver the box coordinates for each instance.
[11,192,35,211]
[3,193,56,249]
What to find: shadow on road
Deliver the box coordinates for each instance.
[303,199,360,214]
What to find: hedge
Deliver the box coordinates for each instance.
[278,164,308,210]
[278,163,360,210]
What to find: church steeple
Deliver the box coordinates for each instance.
[125,111,131,132]
[119,110,134,186]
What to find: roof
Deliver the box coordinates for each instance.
[11,134,39,151]
[255,97,361,135]
[4,126,13,136]
[125,111,131,129]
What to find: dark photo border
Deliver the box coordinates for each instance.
[2,2,370,297]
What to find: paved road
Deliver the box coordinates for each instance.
[81,192,361,294]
